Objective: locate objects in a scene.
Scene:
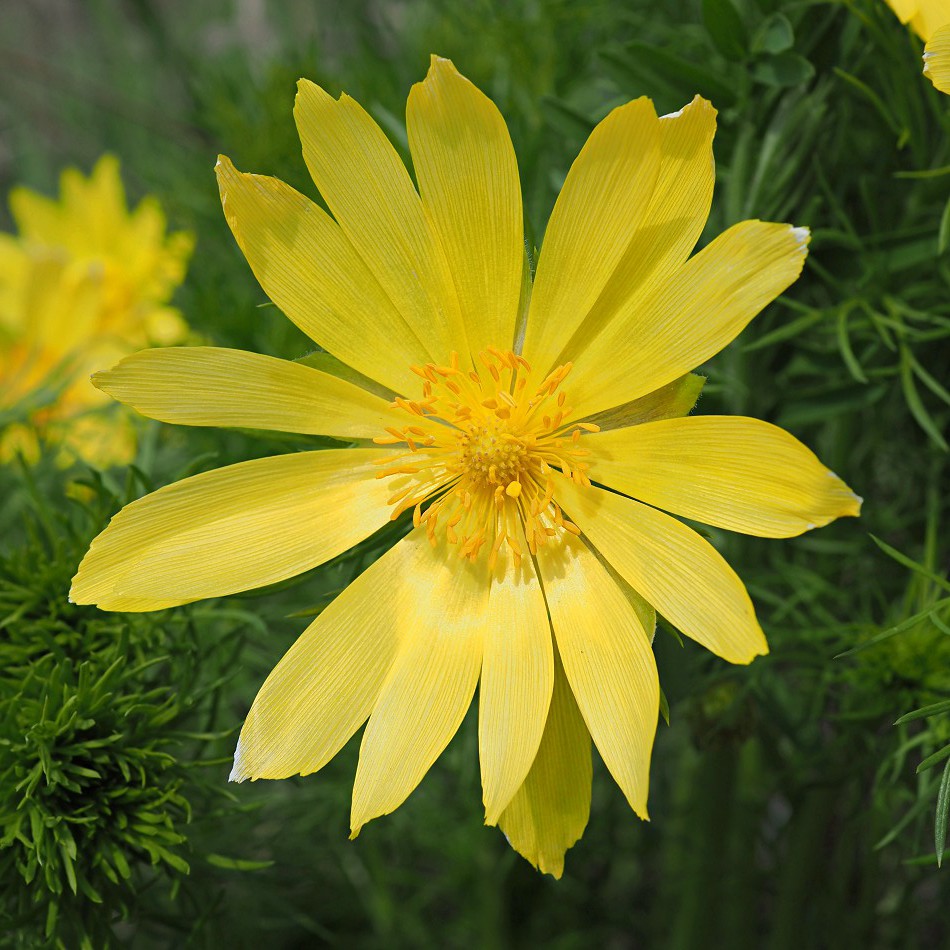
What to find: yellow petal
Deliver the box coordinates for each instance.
[215,155,427,394]
[567,221,809,420]
[479,541,554,826]
[497,649,591,879]
[8,188,61,245]
[884,0,916,25]
[94,346,396,440]
[231,533,423,781]
[350,535,487,835]
[294,81,467,364]
[588,416,862,538]
[559,97,718,364]
[911,0,948,40]
[520,98,661,375]
[537,533,658,818]
[556,480,767,664]
[70,448,398,611]
[581,373,705,432]
[925,25,950,93]
[407,56,523,355]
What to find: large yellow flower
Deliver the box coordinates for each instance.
[70,58,860,876]
[0,155,193,466]
[884,0,950,92]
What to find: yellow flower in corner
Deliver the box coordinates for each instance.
[70,58,861,876]
[885,0,949,39]
[925,23,950,92]
[884,0,950,92]
[0,155,193,466]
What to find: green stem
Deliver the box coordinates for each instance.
[668,742,739,950]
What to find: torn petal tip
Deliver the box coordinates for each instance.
[791,225,811,249]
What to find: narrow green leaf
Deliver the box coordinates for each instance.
[896,699,950,725]
[917,744,950,774]
[836,308,868,383]
[835,597,950,657]
[870,535,950,595]
[938,192,950,255]
[206,853,276,871]
[935,759,950,866]
[900,346,949,451]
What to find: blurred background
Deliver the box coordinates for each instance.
[2,0,950,946]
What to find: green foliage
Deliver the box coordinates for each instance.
[0,467,248,947]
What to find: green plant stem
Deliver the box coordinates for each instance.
[766,784,837,950]
[669,742,739,950]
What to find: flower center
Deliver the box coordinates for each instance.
[373,347,598,569]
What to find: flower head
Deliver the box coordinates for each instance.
[0,155,193,466]
[70,58,860,876]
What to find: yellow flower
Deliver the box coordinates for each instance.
[0,155,194,466]
[925,23,950,91]
[70,58,861,876]
[884,0,950,92]
[885,0,950,40]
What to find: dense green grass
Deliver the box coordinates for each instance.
[2,0,950,946]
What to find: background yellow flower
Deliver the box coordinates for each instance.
[885,0,950,40]
[884,0,950,91]
[0,155,194,466]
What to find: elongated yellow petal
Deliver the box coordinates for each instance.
[215,155,427,394]
[582,373,705,432]
[497,649,591,879]
[521,98,661,375]
[556,480,767,664]
[479,543,553,826]
[567,221,809,419]
[537,533,658,818]
[94,346,398,440]
[559,97,718,364]
[408,56,523,355]
[925,25,950,93]
[350,535,487,835]
[294,81,468,364]
[70,449,398,610]
[588,416,862,538]
[232,533,427,781]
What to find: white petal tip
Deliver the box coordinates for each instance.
[228,738,246,783]
[661,107,684,119]
[791,225,810,250]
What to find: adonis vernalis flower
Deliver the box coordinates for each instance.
[884,0,950,92]
[71,58,860,876]
[0,155,193,466]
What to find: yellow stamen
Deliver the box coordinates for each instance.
[376,348,597,567]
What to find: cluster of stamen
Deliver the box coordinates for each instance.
[373,347,599,570]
